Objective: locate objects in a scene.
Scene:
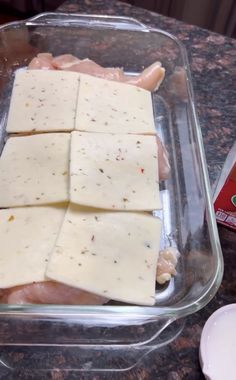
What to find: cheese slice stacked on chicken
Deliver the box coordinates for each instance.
[0,69,165,306]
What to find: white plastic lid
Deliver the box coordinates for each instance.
[200,304,236,380]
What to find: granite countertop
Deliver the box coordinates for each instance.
[0,1,236,379]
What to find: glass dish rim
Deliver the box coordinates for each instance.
[0,12,224,321]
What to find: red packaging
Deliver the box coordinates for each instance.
[214,143,236,231]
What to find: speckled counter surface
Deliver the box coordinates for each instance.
[0,1,236,379]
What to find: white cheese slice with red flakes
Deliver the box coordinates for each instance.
[6,69,79,133]
[70,131,161,211]
[75,74,156,135]
[0,206,66,288]
[46,204,161,306]
[0,133,70,207]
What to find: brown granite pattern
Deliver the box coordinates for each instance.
[0,1,235,379]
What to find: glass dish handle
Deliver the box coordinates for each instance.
[26,12,150,32]
[0,310,183,347]
[0,313,184,371]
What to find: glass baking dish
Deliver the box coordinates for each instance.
[0,13,223,371]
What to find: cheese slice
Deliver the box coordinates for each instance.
[46,205,161,305]
[0,133,70,207]
[0,206,66,288]
[6,69,79,133]
[75,74,156,135]
[70,131,161,210]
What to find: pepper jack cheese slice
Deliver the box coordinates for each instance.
[70,131,161,210]
[0,206,66,288]
[0,133,70,207]
[46,205,161,306]
[75,74,156,135]
[6,69,79,133]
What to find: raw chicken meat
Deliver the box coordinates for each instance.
[125,62,165,92]
[51,55,165,90]
[0,281,107,305]
[28,53,55,70]
[51,54,123,81]
[156,247,180,284]
[51,53,80,69]
[28,53,165,92]
[63,59,124,81]
[156,136,170,180]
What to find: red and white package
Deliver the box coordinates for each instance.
[213,142,236,231]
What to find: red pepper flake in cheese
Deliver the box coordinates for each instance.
[140,168,145,174]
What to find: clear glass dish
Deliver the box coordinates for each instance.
[0,13,223,371]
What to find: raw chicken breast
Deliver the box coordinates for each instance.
[28,53,165,92]
[51,53,81,69]
[0,281,108,305]
[56,56,125,81]
[125,62,165,92]
[28,53,55,70]
[156,136,171,180]
[156,247,180,284]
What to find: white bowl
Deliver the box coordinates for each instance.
[200,304,236,380]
